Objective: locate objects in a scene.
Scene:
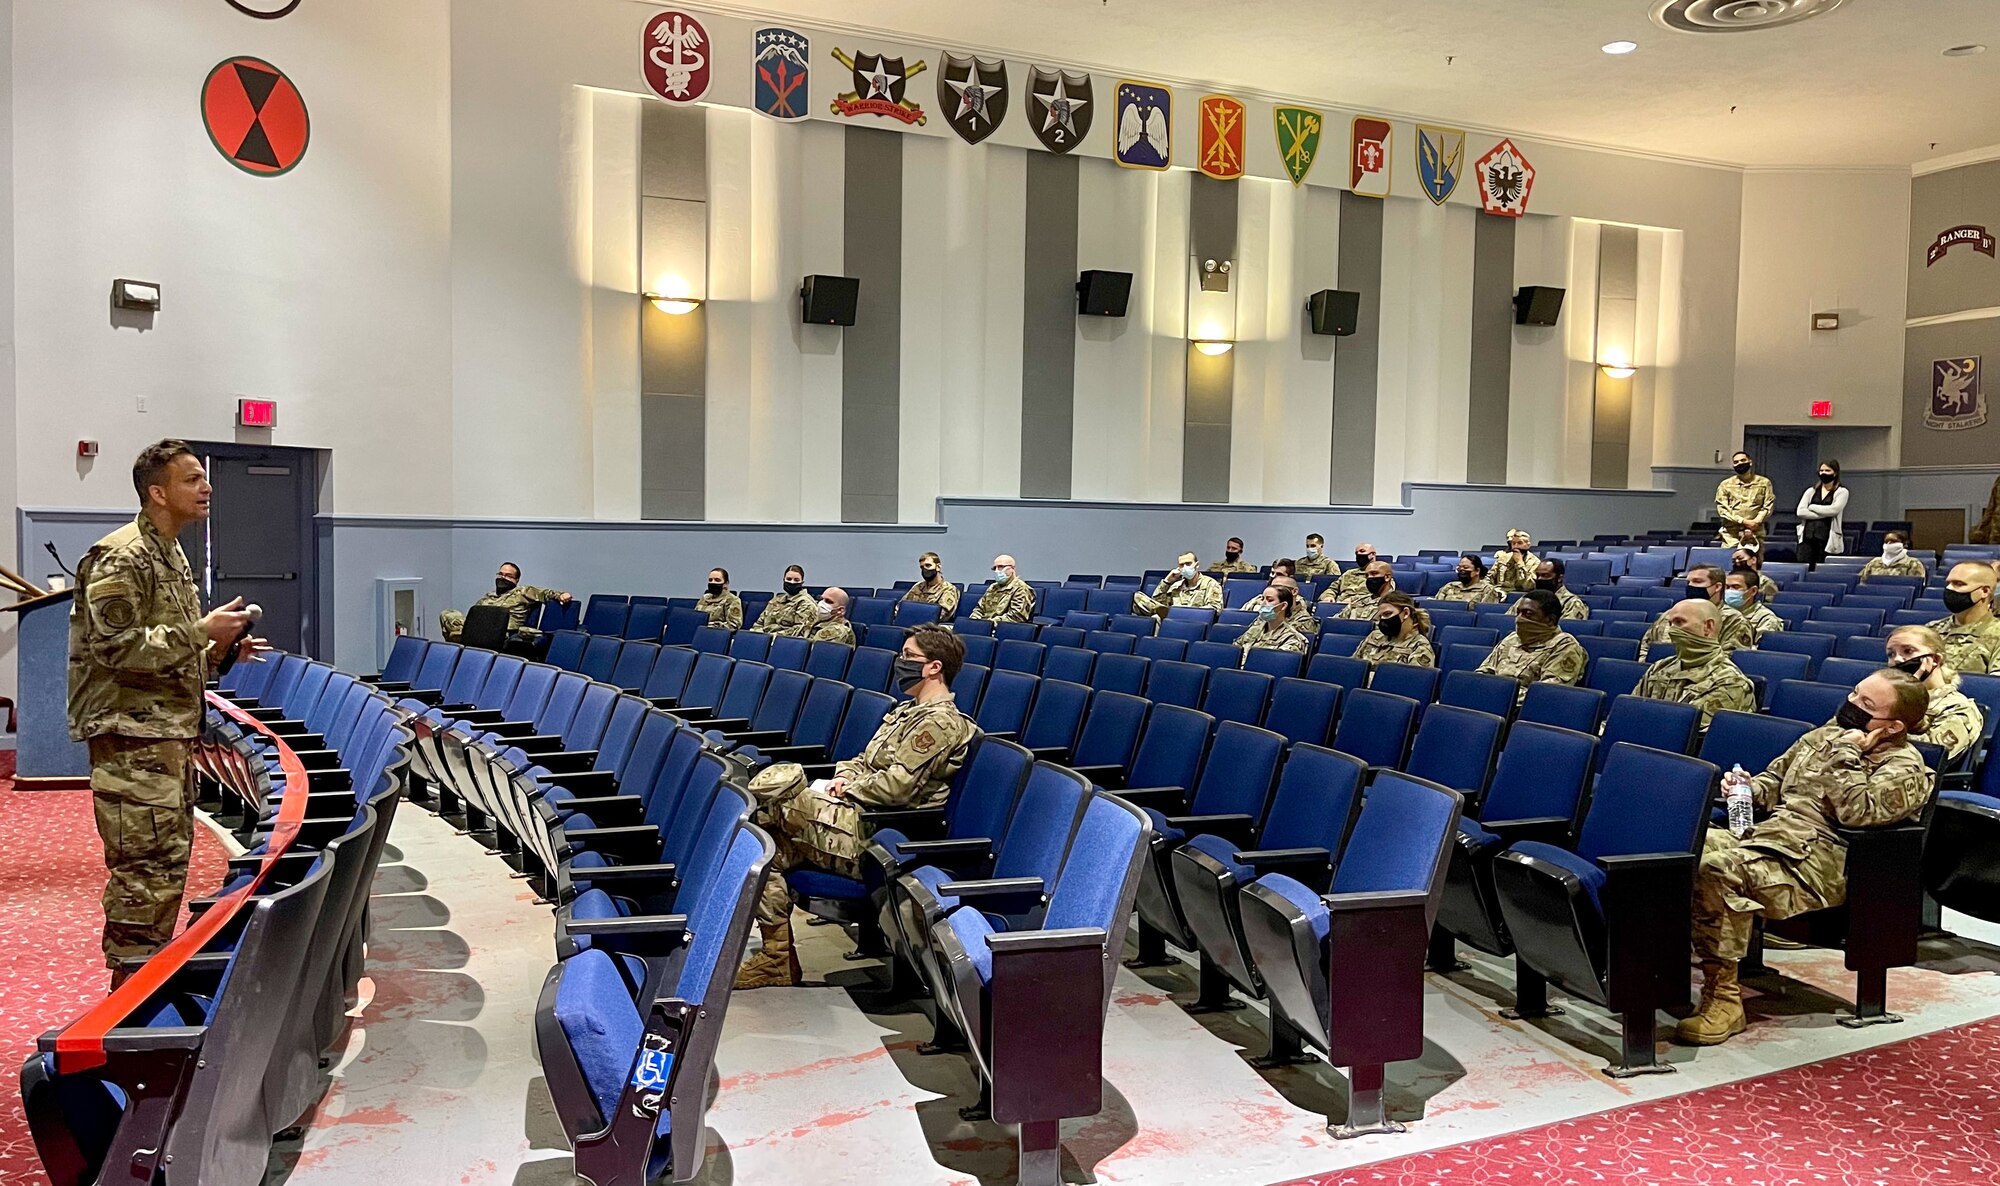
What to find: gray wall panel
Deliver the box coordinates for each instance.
[1909,159,2000,321]
[1905,321,2000,466]
[1591,225,1639,488]
[639,105,707,519]
[1466,214,1516,483]
[1183,176,1239,504]
[1331,193,1383,503]
[1020,152,1080,498]
[841,127,903,523]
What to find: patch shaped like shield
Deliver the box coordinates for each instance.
[753,27,811,121]
[1350,116,1392,198]
[1476,137,1536,217]
[640,10,711,104]
[938,53,1009,144]
[1416,125,1465,205]
[1929,357,1987,432]
[1197,95,1246,180]
[1274,105,1323,186]
[1028,66,1093,154]
[831,48,928,125]
[1114,79,1172,170]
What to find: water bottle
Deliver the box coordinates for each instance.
[1725,763,1754,838]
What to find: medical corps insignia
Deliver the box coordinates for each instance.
[1476,138,1535,217]
[1028,66,1092,154]
[1350,116,1392,197]
[1197,95,1246,180]
[641,10,711,104]
[753,27,810,121]
[1415,125,1464,205]
[938,53,1008,144]
[1929,357,1987,432]
[831,48,927,125]
[1273,105,1323,186]
[1114,80,1171,170]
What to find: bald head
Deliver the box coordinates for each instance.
[820,587,849,618]
[1665,597,1721,638]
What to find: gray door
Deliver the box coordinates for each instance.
[178,445,318,655]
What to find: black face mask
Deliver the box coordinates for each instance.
[706,581,725,595]
[1225,550,1241,562]
[1355,552,1373,566]
[1456,571,1476,584]
[1685,582,1718,603]
[1733,462,1752,475]
[1365,576,1388,596]
[1377,615,1403,639]
[783,579,804,596]
[893,657,927,693]
[1835,698,1874,733]
[1892,656,1930,678]
[1942,588,1979,615]
[1818,471,1836,483]
[1533,577,1559,592]
[920,566,937,580]
[495,578,517,595]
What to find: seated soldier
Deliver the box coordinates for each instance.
[1325,542,1380,603]
[1267,574,1317,637]
[1731,548,1781,602]
[969,555,1036,623]
[694,567,743,629]
[1354,591,1436,668]
[1679,669,1932,1046]
[1858,531,1927,581]
[1133,552,1224,616]
[1234,584,1312,654]
[750,564,816,636]
[1508,558,1587,620]
[804,587,856,645]
[901,551,960,623]
[736,627,975,989]
[1724,565,1784,638]
[1887,625,1984,762]
[1208,536,1257,575]
[440,561,570,643]
[1638,564,1755,662]
[1490,529,1541,593]
[1333,561,1397,619]
[1634,598,1757,728]
[1436,554,1505,607]
[1235,559,1298,610]
[1928,561,1999,675]
[1476,589,1587,694]
[1294,533,1339,579]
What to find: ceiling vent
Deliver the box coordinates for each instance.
[1651,0,1846,34]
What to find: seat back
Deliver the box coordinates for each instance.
[1242,648,1305,679]
[1576,744,1718,861]
[1330,688,1418,769]
[1756,630,1836,675]
[1069,691,1147,770]
[1585,657,1648,700]
[1331,773,1462,928]
[784,679,852,751]
[578,635,622,682]
[623,602,669,641]
[959,634,997,669]
[1305,653,1369,693]
[378,635,427,683]
[1126,704,1212,789]
[1134,635,1187,662]
[765,635,811,672]
[1185,640,1242,671]
[460,603,513,650]
[974,670,1036,736]
[895,600,942,628]
[1698,710,1813,779]
[1438,670,1519,719]
[729,630,773,663]
[1038,626,1086,650]
[561,683,623,751]
[1517,682,1606,734]
[1262,678,1340,747]
[944,737,1035,843]
[993,762,1092,881]
[1370,663,1439,705]
[501,663,559,723]
[1041,793,1154,1013]
[994,639,1046,675]
[545,630,589,672]
[1089,653,1149,696]
[950,664,990,712]
[747,669,812,733]
[831,690,896,762]
[1258,745,1367,852]
[1147,660,1209,708]
[1768,679,1847,728]
[1020,679,1091,753]
[1481,722,1596,826]
[581,595,630,636]
[1200,668,1274,727]
[1404,705,1505,798]
[805,641,853,681]
[661,606,707,647]
[711,662,772,721]
[613,710,681,791]
[607,641,659,691]
[473,654,526,710]
[534,672,592,736]
[1188,722,1285,820]
[846,647,895,693]
[690,625,732,655]
[589,695,651,775]
[640,646,697,701]
[1086,630,1139,656]
[994,621,1038,644]
[1815,656,1881,689]
[1044,646,1096,685]
[1594,694,1700,773]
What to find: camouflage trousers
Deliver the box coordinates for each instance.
[749,763,865,927]
[88,735,196,968]
[439,610,466,642]
[1718,524,1764,551]
[1691,828,1838,962]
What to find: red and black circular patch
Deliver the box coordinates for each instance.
[201,56,309,175]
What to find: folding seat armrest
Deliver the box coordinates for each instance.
[686,716,752,733]
[545,769,618,796]
[1837,820,1928,971]
[755,743,828,764]
[664,704,718,720]
[532,749,598,773]
[1479,815,1574,847]
[1067,763,1128,789]
[565,824,663,863]
[645,696,681,709]
[860,804,948,838]
[437,702,475,713]
[396,688,444,705]
[245,706,288,722]
[936,876,1047,915]
[508,734,566,753]
[444,707,507,724]
[1028,746,1071,762]
[222,695,260,708]
[225,850,319,878]
[801,761,837,780]
[723,728,789,746]
[1114,786,1188,812]
[564,913,691,957]
[484,720,538,738]
[893,837,994,861]
[288,748,343,770]
[1599,852,1698,1003]
[1236,846,1335,891]
[368,679,413,691]
[1169,813,1257,846]
[302,768,352,793]
[984,730,1019,743]
[557,794,645,825]
[565,862,678,892]
[988,925,1107,956]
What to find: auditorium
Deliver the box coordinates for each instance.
[6,0,2000,1183]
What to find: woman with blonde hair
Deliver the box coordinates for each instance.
[1354,591,1435,667]
[1885,625,1984,761]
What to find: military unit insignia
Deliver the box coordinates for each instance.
[201,56,310,176]
[1415,125,1464,205]
[1273,105,1323,186]
[1929,357,1987,432]
[1196,95,1246,180]
[1028,66,1092,154]
[1114,80,1172,170]
[938,53,1009,144]
[1476,138,1535,217]
[1927,224,1996,267]
[753,27,810,121]
[1350,116,1393,198]
[831,48,927,125]
[641,10,712,104]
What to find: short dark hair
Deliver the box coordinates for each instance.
[1691,563,1726,585]
[1541,557,1566,578]
[132,439,196,500]
[1727,565,1759,585]
[1459,554,1487,577]
[710,567,730,583]
[1885,530,1907,545]
[1227,537,1244,548]
[1273,557,1296,573]
[1306,533,1324,544]
[786,565,805,581]
[908,625,965,685]
[1519,588,1561,621]
[499,561,521,577]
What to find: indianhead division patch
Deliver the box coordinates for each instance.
[1274,105,1323,186]
[832,48,927,125]
[1476,137,1536,217]
[1416,125,1465,205]
[1114,80,1171,170]
[938,52,1009,144]
[641,10,712,103]
[1196,95,1246,180]
[753,27,811,121]
[1028,66,1093,154]
[1350,116,1392,198]
[201,56,309,176]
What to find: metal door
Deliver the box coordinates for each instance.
[178,445,318,655]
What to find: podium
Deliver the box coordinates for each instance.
[4,589,89,788]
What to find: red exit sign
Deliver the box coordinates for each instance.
[1809,400,1833,419]
[237,398,278,428]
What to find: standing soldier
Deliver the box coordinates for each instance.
[901,552,960,623]
[1973,474,2000,544]
[969,555,1036,623]
[749,565,817,636]
[439,561,571,642]
[69,440,261,982]
[1634,599,1758,729]
[694,567,744,629]
[1715,451,1776,550]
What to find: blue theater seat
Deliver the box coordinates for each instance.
[1262,678,1340,747]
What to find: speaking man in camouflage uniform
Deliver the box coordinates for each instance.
[1354,592,1436,667]
[1489,530,1541,593]
[1858,531,1927,581]
[1723,566,1784,639]
[1208,537,1257,575]
[802,587,857,645]
[1133,552,1224,616]
[1974,475,2000,545]
[1476,590,1587,696]
[1635,599,1758,729]
[439,561,571,642]
[1294,533,1339,579]
[694,567,743,629]
[901,552,960,623]
[1715,452,1777,550]
[1731,548,1781,603]
[1234,585,1312,654]
[1888,626,1984,762]
[737,627,974,988]
[1638,565,1756,662]
[1325,543,1380,603]
[1929,561,2000,675]
[970,555,1035,623]
[750,565,816,636]
[69,441,261,977]
[1508,559,1588,620]
[1437,555,1506,607]
[1678,669,1932,1045]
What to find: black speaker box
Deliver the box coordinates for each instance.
[1076,269,1133,317]
[800,275,860,326]
[1514,285,1565,327]
[1306,289,1361,336]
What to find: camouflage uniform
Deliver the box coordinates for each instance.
[803,618,856,646]
[1489,550,1542,593]
[1715,474,1777,549]
[1755,574,1780,602]
[1858,556,1928,581]
[751,590,818,637]
[750,695,974,925]
[1740,601,1784,638]
[1915,674,1984,762]
[1973,476,2000,544]
[439,581,568,641]
[1354,630,1436,668]
[68,514,214,967]
[1208,559,1259,575]
[1927,614,2000,676]
[1132,572,1223,616]
[694,590,744,630]
[1335,592,1386,621]
[1692,727,1931,962]
[1508,588,1588,620]
[1234,616,1311,654]
[1638,605,1756,663]
[1435,579,1505,607]
[1294,553,1340,579]
[1636,651,1758,728]
[1476,630,1588,689]
[969,578,1036,623]
[901,579,961,623]
[1323,568,1369,604]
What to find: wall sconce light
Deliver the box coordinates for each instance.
[1600,364,1636,379]
[1192,339,1235,356]
[644,292,704,315]
[111,278,162,311]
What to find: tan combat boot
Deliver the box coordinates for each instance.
[1675,958,1747,1045]
[734,919,802,990]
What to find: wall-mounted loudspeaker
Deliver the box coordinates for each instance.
[1514,285,1565,327]
[800,275,860,326]
[1076,269,1133,317]
[1305,289,1361,336]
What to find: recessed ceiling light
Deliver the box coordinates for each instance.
[1943,44,1987,57]
[1603,40,1640,54]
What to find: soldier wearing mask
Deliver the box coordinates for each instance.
[1637,564,1756,662]
[736,627,974,989]
[1324,543,1380,603]
[1437,554,1505,607]
[1294,533,1339,579]
[1886,626,1983,762]
[901,551,960,623]
[1508,558,1587,620]
[750,564,817,636]
[1679,670,1932,1046]
[1928,561,1999,675]
[1234,584,1312,654]
[1335,562,1398,620]
[694,567,743,629]
[1731,548,1781,603]
[1716,451,1777,550]
[1354,592,1436,668]
[440,561,571,643]
[1858,531,1928,581]
[1476,589,1587,696]
[803,587,856,645]
[1133,551,1224,616]
[1490,529,1541,593]
[970,555,1035,623]
[1723,567,1784,638]
[1208,537,1257,574]
[1634,598,1758,729]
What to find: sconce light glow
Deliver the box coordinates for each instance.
[1602,40,1638,55]
[1600,364,1637,379]
[1192,339,1234,356]
[644,292,704,315]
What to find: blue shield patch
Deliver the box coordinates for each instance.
[1114,80,1172,170]
[1416,126,1464,206]
[754,27,810,121]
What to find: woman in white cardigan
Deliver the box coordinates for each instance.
[1795,459,1848,565]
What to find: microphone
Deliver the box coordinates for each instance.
[215,603,263,676]
[44,541,76,581]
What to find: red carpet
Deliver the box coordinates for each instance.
[1280,1016,2000,1186]
[0,750,228,1186]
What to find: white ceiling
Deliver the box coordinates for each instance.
[703,0,2000,168]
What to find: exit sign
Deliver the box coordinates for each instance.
[1809,400,1833,419]
[237,398,278,428]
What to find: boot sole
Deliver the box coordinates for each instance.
[1673,1019,1747,1046]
